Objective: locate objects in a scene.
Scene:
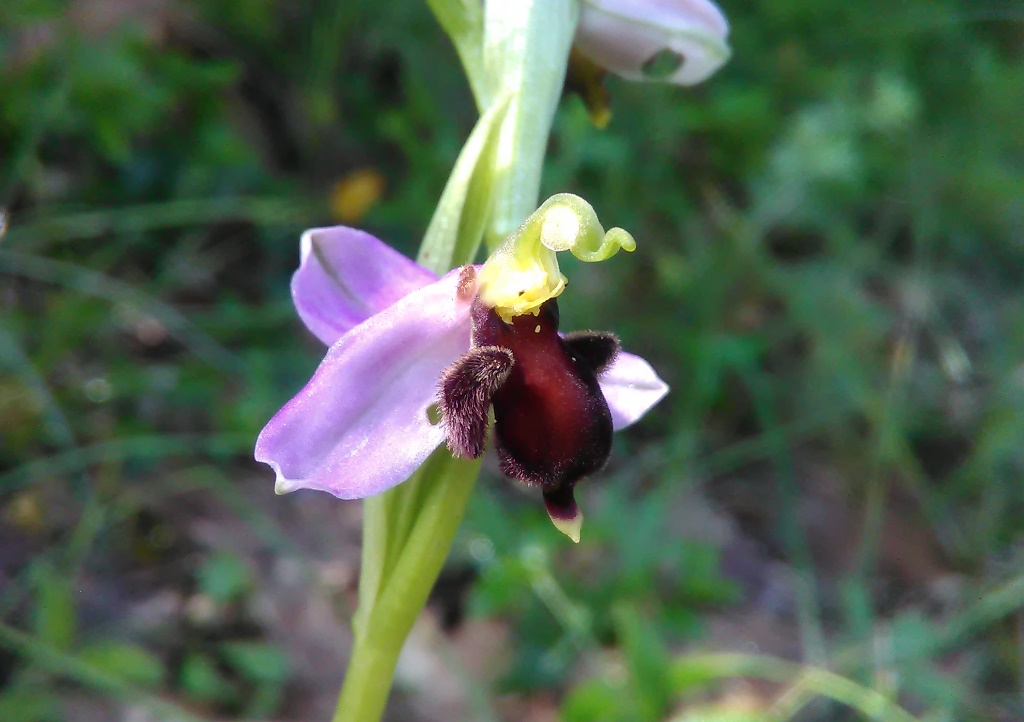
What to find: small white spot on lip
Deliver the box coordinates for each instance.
[534,325,541,333]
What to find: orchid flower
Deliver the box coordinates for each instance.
[256,194,668,541]
[575,0,731,85]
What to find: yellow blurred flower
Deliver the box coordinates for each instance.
[330,168,386,223]
[7,490,45,532]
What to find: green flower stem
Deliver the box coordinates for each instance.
[351,490,392,635]
[483,0,580,248]
[332,452,482,722]
[335,2,582,719]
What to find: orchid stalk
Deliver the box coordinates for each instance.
[332,4,577,714]
[254,1,730,719]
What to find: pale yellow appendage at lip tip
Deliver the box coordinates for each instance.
[550,510,583,543]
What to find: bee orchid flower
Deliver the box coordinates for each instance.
[575,0,731,85]
[255,195,668,541]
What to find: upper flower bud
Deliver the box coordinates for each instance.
[477,193,635,322]
[574,0,731,86]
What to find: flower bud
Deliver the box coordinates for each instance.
[574,0,731,86]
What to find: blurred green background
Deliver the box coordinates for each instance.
[2,1,1023,720]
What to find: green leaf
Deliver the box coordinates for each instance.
[470,557,533,616]
[31,565,75,650]
[180,652,233,704]
[562,679,627,722]
[417,93,511,274]
[196,552,252,604]
[77,641,164,687]
[614,605,674,721]
[0,688,58,722]
[220,641,289,684]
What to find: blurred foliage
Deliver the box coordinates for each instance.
[463,485,736,692]
[1,0,1023,720]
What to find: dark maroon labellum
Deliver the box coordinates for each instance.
[439,297,619,522]
[476,299,612,489]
